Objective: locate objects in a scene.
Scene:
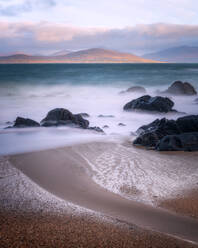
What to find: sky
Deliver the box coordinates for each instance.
[0,0,198,55]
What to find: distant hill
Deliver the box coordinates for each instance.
[50,50,73,56]
[143,46,198,63]
[0,48,159,63]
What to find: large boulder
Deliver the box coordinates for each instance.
[41,108,89,128]
[134,118,180,147]
[156,132,198,151]
[163,81,197,95]
[12,117,40,128]
[123,95,174,113]
[120,86,146,94]
[133,115,198,150]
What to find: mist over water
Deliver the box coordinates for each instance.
[0,63,198,155]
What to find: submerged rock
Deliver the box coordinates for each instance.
[12,117,40,128]
[133,115,198,151]
[98,114,115,118]
[120,86,146,94]
[78,113,90,118]
[162,81,197,95]
[123,95,174,113]
[118,123,126,126]
[88,126,104,133]
[41,108,89,128]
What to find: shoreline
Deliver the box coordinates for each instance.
[3,142,198,244]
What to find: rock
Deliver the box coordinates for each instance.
[118,123,126,126]
[78,113,90,118]
[123,95,174,113]
[176,115,198,132]
[194,98,198,103]
[41,108,89,128]
[120,86,146,94]
[133,115,198,150]
[135,118,179,136]
[134,118,180,147]
[156,132,198,151]
[88,126,104,133]
[12,117,40,128]
[134,131,162,148]
[98,115,115,118]
[163,81,197,95]
[103,125,109,129]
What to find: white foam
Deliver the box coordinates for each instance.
[0,83,197,155]
[76,142,198,206]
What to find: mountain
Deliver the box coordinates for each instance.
[143,46,198,63]
[0,48,159,63]
[50,50,73,56]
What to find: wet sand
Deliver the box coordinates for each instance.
[159,189,198,219]
[8,142,198,244]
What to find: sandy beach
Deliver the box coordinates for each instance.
[1,141,198,247]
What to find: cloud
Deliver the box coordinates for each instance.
[0,0,198,28]
[0,21,198,55]
[0,0,56,16]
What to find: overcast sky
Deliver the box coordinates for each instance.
[0,0,198,55]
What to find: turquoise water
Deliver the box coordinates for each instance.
[0,63,198,87]
[0,63,198,155]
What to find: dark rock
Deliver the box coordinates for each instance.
[156,132,198,151]
[135,118,180,136]
[118,123,126,126]
[98,115,115,118]
[41,108,89,129]
[103,125,109,129]
[194,98,198,103]
[88,126,104,133]
[133,115,198,150]
[120,86,146,94]
[78,113,90,118]
[176,115,198,133]
[133,131,162,147]
[163,81,197,95]
[12,117,40,128]
[123,95,174,113]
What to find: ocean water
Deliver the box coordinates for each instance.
[0,63,198,155]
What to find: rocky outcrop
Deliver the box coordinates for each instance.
[120,86,146,94]
[133,115,198,151]
[163,81,197,95]
[12,117,40,128]
[41,108,89,128]
[123,95,175,113]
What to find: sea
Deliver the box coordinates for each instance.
[0,63,198,155]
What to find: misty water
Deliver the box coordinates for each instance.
[0,63,198,155]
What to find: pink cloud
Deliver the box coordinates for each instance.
[0,21,198,54]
